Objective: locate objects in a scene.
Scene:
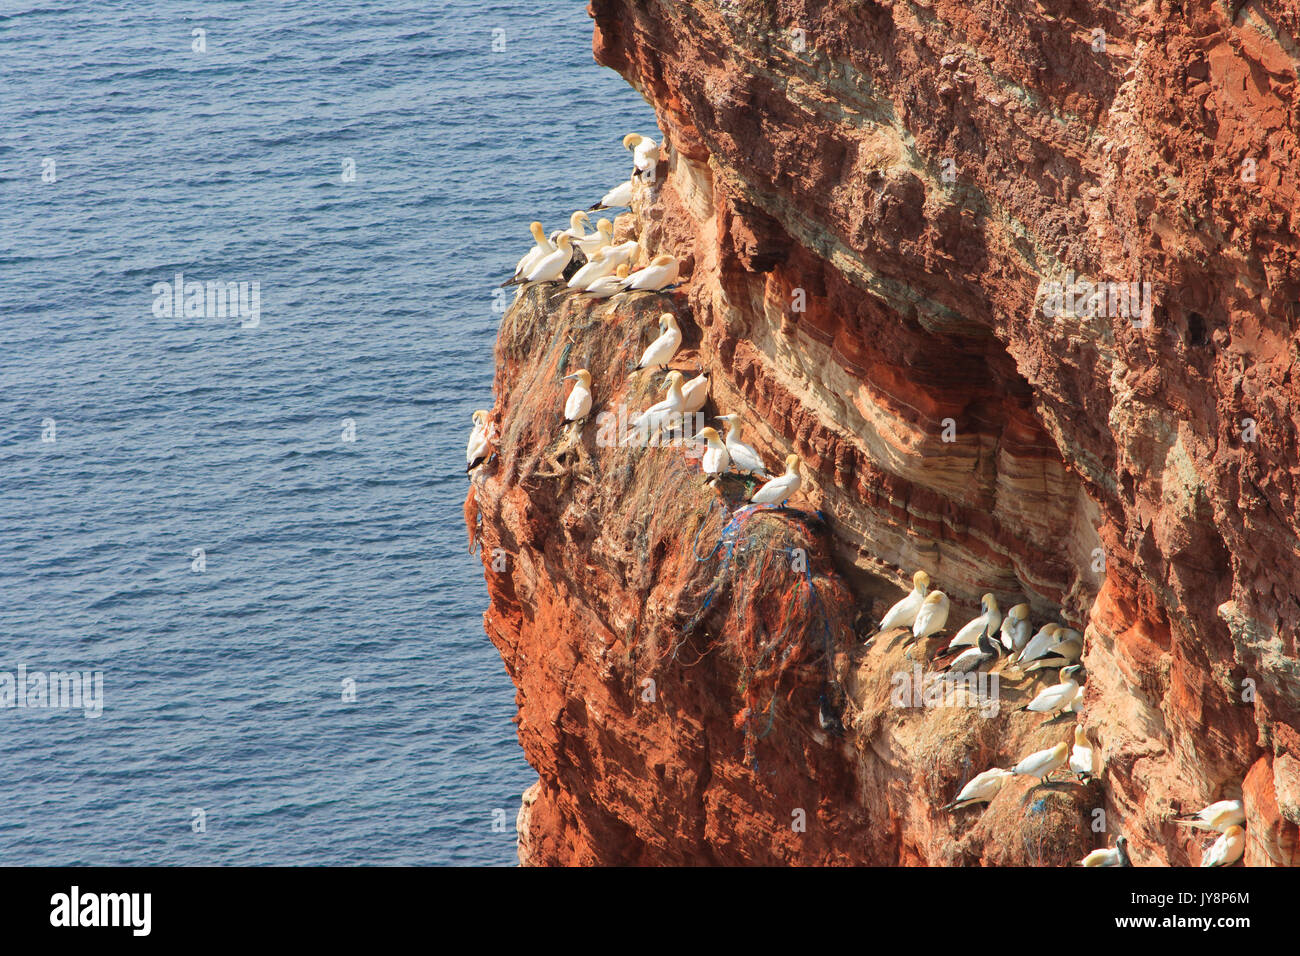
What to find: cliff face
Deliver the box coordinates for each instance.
[470,0,1300,865]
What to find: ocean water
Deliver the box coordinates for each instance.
[0,1,657,865]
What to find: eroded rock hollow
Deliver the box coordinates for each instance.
[468,0,1300,865]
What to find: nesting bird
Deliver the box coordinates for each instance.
[623,132,662,177]
[1008,741,1069,783]
[506,222,553,286]
[620,254,679,292]
[944,631,999,675]
[590,178,635,211]
[634,313,682,372]
[999,603,1032,654]
[575,217,616,256]
[945,594,1002,653]
[1080,836,1131,867]
[582,263,631,298]
[714,414,769,477]
[942,768,1013,811]
[523,232,574,284]
[567,248,617,290]
[1020,634,1083,673]
[1019,664,1086,717]
[877,571,931,633]
[749,454,801,506]
[696,426,730,482]
[465,409,493,473]
[910,591,951,643]
[680,370,709,414]
[1070,724,1094,778]
[1173,799,1245,832]
[1013,623,1063,666]
[1200,826,1245,867]
[551,211,591,244]
[562,369,592,424]
[629,370,686,439]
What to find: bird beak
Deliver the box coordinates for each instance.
[562,373,578,380]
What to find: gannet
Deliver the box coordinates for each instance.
[1021,636,1083,673]
[945,594,1002,652]
[568,249,616,290]
[550,211,591,245]
[1173,799,1246,832]
[910,591,950,642]
[696,426,730,481]
[680,370,709,414]
[1013,623,1063,666]
[562,369,592,423]
[582,264,630,298]
[524,233,574,284]
[623,132,662,177]
[575,218,615,255]
[1020,664,1086,717]
[466,409,492,473]
[634,313,682,372]
[1008,741,1069,783]
[1201,826,1245,867]
[878,570,931,631]
[944,631,999,674]
[714,414,769,477]
[589,178,634,211]
[602,238,639,268]
[942,768,1013,811]
[505,222,554,286]
[999,603,1032,654]
[1081,836,1131,867]
[1070,724,1094,777]
[629,370,685,438]
[749,454,801,506]
[620,254,679,292]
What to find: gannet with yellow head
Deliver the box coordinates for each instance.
[748,454,801,506]
[1173,799,1245,832]
[504,221,554,286]
[619,254,679,293]
[878,570,931,632]
[582,263,631,299]
[680,369,709,414]
[1070,724,1094,778]
[696,426,730,481]
[575,217,615,256]
[942,767,1013,811]
[1009,741,1069,782]
[629,370,686,439]
[911,590,951,642]
[999,603,1032,654]
[466,409,493,473]
[635,313,682,372]
[714,414,769,477]
[622,132,662,176]
[1081,836,1131,867]
[561,369,592,423]
[568,248,616,290]
[1201,826,1245,867]
[524,233,574,284]
[1019,664,1086,717]
[945,594,1002,653]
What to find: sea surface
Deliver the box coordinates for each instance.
[0,0,657,865]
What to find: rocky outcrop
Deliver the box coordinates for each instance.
[469,0,1300,865]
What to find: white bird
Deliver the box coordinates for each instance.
[680,370,709,413]
[590,178,634,211]
[567,249,617,290]
[581,263,631,298]
[466,409,493,473]
[550,211,591,244]
[620,254,679,292]
[1021,636,1083,673]
[601,239,639,268]
[506,222,554,285]
[1020,665,1085,717]
[624,132,662,176]
[562,369,592,423]
[749,454,802,506]
[696,426,730,481]
[945,594,1002,653]
[1201,826,1245,867]
[575,218,615,256]
[1081,836,1131,867]
[629,371,686,439]
[634,313,682,372]
[999,603,1032,654]
[1014,623,1063,666]
[878,570,931,631]
[714,414,769,477]
[524,233,574,283]
[1173,799,1246,832]
[1070,724,1094,777]
[911,591,951,642]
[942,768,1013,811]
[1008,741,1069,782]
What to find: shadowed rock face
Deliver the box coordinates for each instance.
[470,0,1300,865]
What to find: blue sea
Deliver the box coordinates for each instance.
[0,1,657,865]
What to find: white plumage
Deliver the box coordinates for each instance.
[697,427,730,478]
[1174,799,1245,832]
[524,233,573,283]
[629,371,685,438]
[715,415,768,477]
[943,768,1012,810]
[911,591,950,641]
[945,594,1001,652]
[1022,665,1085,717]
[1009,742,1069,782]
[635,313,682,371]
[590,179,634,211]
[1000,603,1032,653]
[749,454,801,505]
[562,370,592,422]
[680,371,709,414]
[1200,826,1245,867]
[466,410,492,472]
[620,254,679,292]
[1070,724,1093,777]
[879,571,930,631]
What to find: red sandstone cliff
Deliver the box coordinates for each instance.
[469,0,1300,865]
